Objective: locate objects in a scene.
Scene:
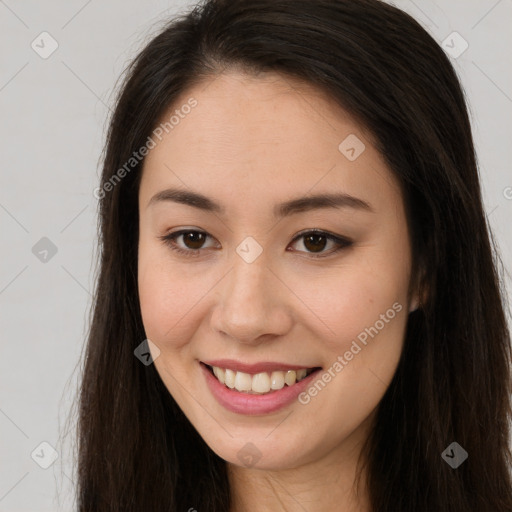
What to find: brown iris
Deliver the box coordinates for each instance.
[182,231,207,249]
[302,233,327,253]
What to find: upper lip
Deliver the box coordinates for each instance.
[201,359,320,374]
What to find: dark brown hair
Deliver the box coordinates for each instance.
[74,0,512,510]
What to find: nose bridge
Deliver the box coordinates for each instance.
[224,232,272,300]
[224,248,272,315]
[211,244,291,342]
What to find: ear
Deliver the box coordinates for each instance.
[409,263,428,313]
[409,294,420,313]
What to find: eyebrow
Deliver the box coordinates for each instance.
[147,188,374,217]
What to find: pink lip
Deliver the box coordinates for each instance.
[200,362,322,415]
[201,358,316,374]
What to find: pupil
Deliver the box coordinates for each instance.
[304,234,326,253]
[185,232,205,249]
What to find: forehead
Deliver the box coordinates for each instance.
[139,71,403,217]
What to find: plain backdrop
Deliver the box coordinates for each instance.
[1,0,511,510]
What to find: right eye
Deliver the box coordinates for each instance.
[158,229,217,257]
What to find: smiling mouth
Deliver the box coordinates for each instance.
[203,363,321,395]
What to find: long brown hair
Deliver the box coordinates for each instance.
[74,0,512,510]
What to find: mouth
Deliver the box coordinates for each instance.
[201,362,322,395]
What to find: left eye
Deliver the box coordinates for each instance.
[159,229,352,258]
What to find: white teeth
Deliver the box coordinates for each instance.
[209,365,313,394]
[234,371,252,391]
[252,372,271,393]
[270,371,285,390]
[224,369,236,389]
[284,370,296,386]
[213,366,225,384]
[296,369,307,380]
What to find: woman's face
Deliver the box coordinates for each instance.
[138,71,417,471]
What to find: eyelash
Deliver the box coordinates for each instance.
[158,228,352,259]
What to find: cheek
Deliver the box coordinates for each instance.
[291,257,408,353]
[292,267,407,441]
[138,246,193,349]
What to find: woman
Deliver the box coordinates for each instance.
[77,0,512,510]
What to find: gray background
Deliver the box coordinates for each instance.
[1,1,511,510]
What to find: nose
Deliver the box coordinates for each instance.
[210,252,293,345]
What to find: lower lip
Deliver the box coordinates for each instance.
[200,362,322,415]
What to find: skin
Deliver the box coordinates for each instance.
[137,71,419,512]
